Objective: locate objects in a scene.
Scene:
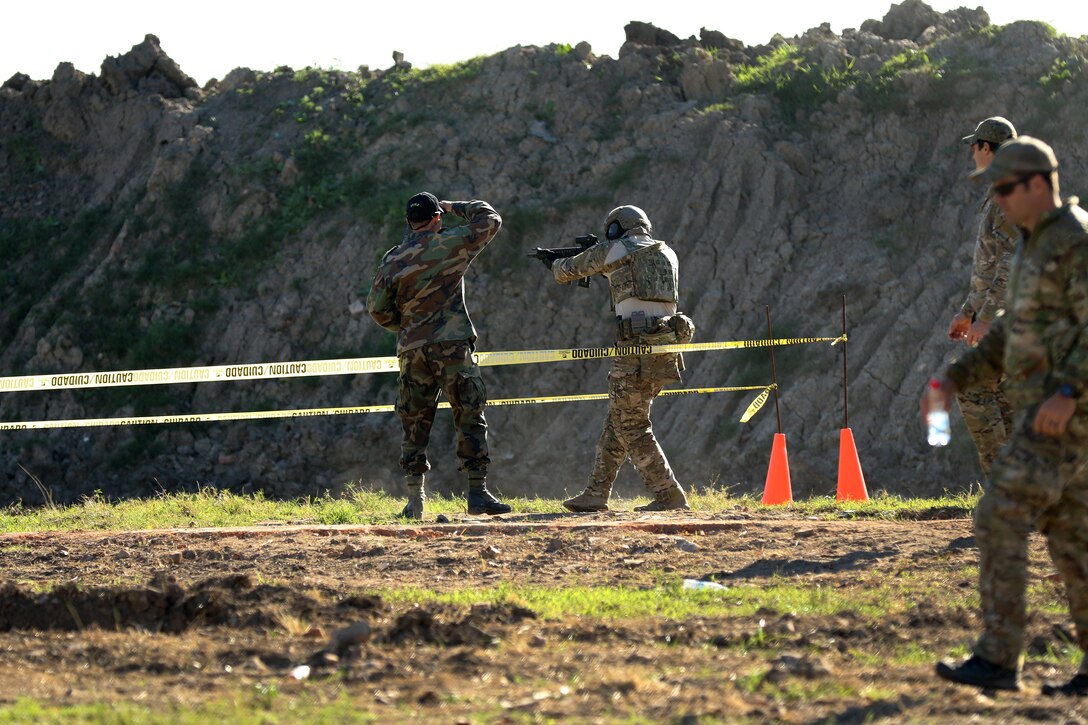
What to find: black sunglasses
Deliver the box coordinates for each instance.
[993,173,1038,198]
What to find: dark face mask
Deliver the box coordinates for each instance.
[606,221,624,240]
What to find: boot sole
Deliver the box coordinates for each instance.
[935,663,1020,691]
[563,504,608,512]
[468,507,512,515]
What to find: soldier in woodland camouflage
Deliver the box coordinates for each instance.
[923,138,1088,697]
[367,192,511,519]
[947,117,1019,474]
[540,205,694,512]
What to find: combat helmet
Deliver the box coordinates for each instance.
[605,205,652,240]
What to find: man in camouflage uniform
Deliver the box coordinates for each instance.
[946,117,1019,475]
[539,205,693,512]
[367,192,511,519]
[923,138,1088,696]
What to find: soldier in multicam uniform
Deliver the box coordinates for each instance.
[367,192,511,519]
[946,117,1019,475]
[923,138,1088,697]
[539,205,694,513]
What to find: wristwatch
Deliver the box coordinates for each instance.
[1059,383,1077,399]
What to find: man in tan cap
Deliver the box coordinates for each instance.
[923,137,1088,696]
[946,117,1019,475]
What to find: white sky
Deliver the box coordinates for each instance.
[3,1,1087,86]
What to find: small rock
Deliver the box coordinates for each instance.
[302,626,326,640]
[674,538,699,553]
[480,545,501,560]
[436,514,451,524]
[331,621,372,649]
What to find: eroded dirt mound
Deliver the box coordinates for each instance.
[0,573,376,632]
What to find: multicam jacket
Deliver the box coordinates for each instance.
[959,193,1020,323]
[947,198,1088,410]
[367,200,501,354]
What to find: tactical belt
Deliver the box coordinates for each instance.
[616,311,665,338]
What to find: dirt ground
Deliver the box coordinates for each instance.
[0,510,1085,723]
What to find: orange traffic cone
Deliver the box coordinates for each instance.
[836,427,869,501]
[761,433,793,505]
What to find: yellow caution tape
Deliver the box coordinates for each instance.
[475,337,843,366]
[0,336,843,393]
[739,383,777,423]
[0,385,773,431]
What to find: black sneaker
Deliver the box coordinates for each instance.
[467,487,511,516]
[1042,673,1088,697]
[935,655,1020,691]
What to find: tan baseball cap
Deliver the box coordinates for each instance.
[970,136,1058,184]
[961,116,1017,146]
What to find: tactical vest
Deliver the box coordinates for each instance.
[608,238,679,307]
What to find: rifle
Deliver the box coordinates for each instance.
[528,234,598,288]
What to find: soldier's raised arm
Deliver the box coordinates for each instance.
[552,241,612,284]
[441,200,501,253]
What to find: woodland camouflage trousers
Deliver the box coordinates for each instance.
[396,341,489,476]
[973,409,1088,670]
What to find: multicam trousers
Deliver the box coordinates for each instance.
[973,408,1088,670]
[396,341,489,476]
[585,347,684,500]
[957,379,1014,475]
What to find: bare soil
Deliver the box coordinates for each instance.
[0,510,1085,723]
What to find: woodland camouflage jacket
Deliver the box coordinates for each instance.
[367,200,502,354]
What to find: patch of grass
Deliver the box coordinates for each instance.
[0,693,379,724]
[1041,57,1082,89]
[402,56,487,91]
[698,100,736,114]
[732,44,858,119]
[378,578,907,620]
[0,489,978,534]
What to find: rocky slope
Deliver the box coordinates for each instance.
[2,1,1087,504]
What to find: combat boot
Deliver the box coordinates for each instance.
[400,475,425,520]
[467,474,511,516]
[634,486,690,512]
[1042,672,1088,697]
[935,654,1021,691]
[563,489,610,513]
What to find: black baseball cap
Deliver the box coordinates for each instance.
[405,192,441,224]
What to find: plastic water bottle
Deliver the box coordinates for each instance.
[926,379,951,447]
[682,579,727,591]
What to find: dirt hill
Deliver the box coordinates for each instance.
[2,1,1087,504]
